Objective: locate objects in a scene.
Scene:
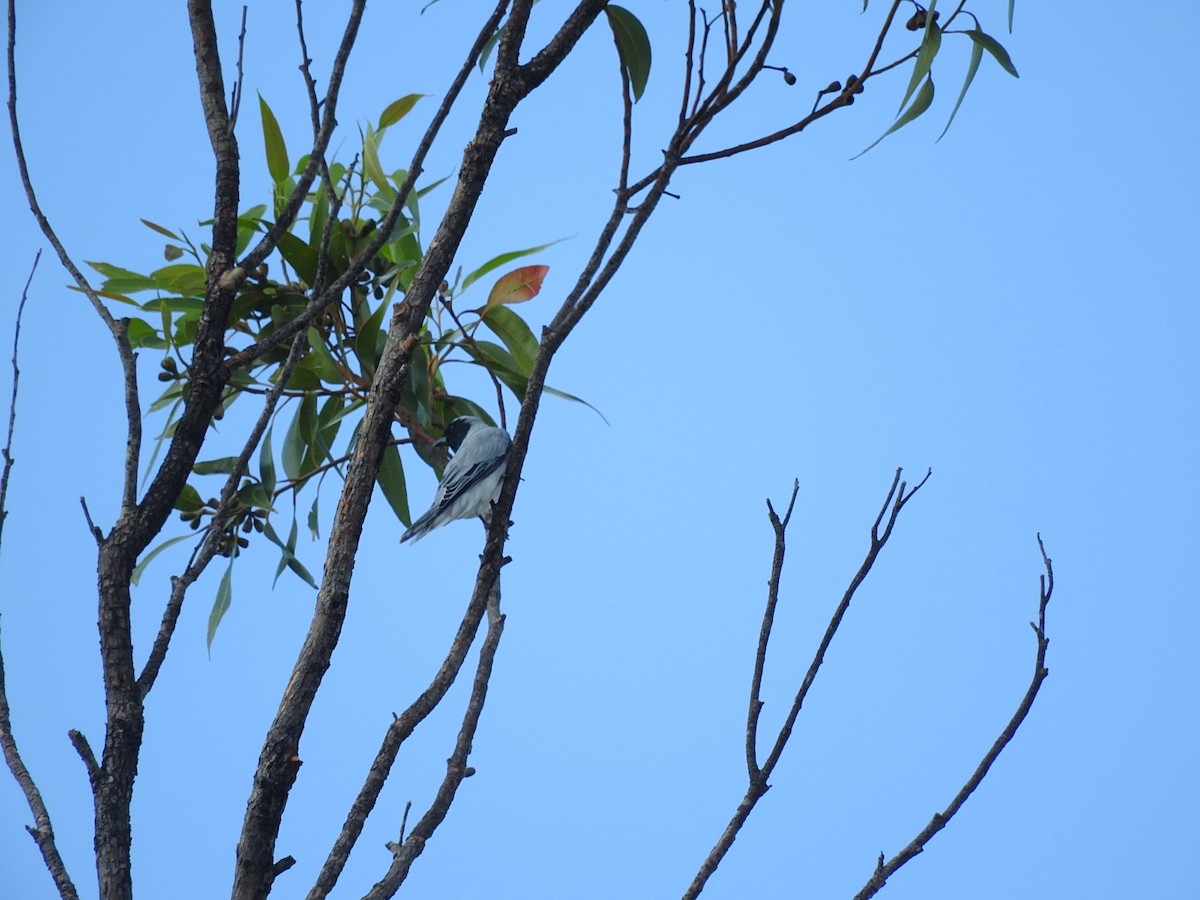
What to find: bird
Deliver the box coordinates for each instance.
[400,415,512,543]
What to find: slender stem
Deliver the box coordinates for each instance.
[0,249,37,552]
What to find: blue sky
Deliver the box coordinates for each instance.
[1,2,1197,898]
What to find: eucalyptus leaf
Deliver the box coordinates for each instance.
[605,6,652,102]
[258,94,290,184]
[206,557,235,654]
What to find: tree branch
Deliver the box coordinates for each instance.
[0,249,36,553]
[362,578,506,899]
[135,331,309,700]
[853,535,1054,900]
[684,469,931,899]
[0,619,80,900]
[745,478,799,779]
[231,5,617,896]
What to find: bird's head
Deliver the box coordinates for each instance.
[434,416,483,452]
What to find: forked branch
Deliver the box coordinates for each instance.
[684,468,931,899]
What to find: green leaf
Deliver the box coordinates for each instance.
[306,327,345,384]
[259,427,276,498]
[478,22,505,73]
[151,263,207,296]
[362,127,391,196]
[355,298,388,374]
[282,395,316,482]
[379,94,425,129]
[938,29,985,142]
[853,75,935,159]
[605,6,652,102]
[277,231,319,285]
[1008,0,1015,33]
[262,518,318,589]
[259,94,290,184]
[131,534,195,586]
[467,340,528,398]
[377,442,411,526]
[543,384,610,425]
[483,305,539,373]
[968,30,1019,77]
[126,317,166,350]
[193,456,239,475]
[86,261,159,294]
[141,218,181,240]
[898,3,940,114]
[207,556,235,654]
[174,483,204,514]
[460,239,564,293]
[307,495,320,539]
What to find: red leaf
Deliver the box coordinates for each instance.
[485,265,548,309]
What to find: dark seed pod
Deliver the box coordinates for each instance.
[783,70,796,86]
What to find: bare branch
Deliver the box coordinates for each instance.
[684,469,931,899]
[8,3,143,512]
[745,479,799,779]
[68,729,100,789]
[0,249,37,553]
[0,619,80,900]
[227,6,249,134]
[361,580,506,899]
[853,536,1054,900]
[307,567,504,898]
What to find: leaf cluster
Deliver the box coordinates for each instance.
[87,95,573,638]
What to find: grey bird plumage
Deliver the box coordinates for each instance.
[400,416,511,543]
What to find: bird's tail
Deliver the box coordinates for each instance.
[399,510,437,544]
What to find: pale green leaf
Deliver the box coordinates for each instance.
[969,30,1019,77]
[379,94,425,129]
[207,557,235,654]
[131,534,194,586]
[899,2,940,114]
[853,75,936,158]
[460,239,564,292]
[258,94,290,184]
[938,30,985,141]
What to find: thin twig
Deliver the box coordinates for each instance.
[9,0,142,512]
[0,618,80,900]
[0,249,37,554]
[228,6,249,134]
[853,535,1054,900]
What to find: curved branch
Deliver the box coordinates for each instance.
[853,535,1054,899]
[0,621,79,900]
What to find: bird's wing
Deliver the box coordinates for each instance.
[434,429,510,513]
